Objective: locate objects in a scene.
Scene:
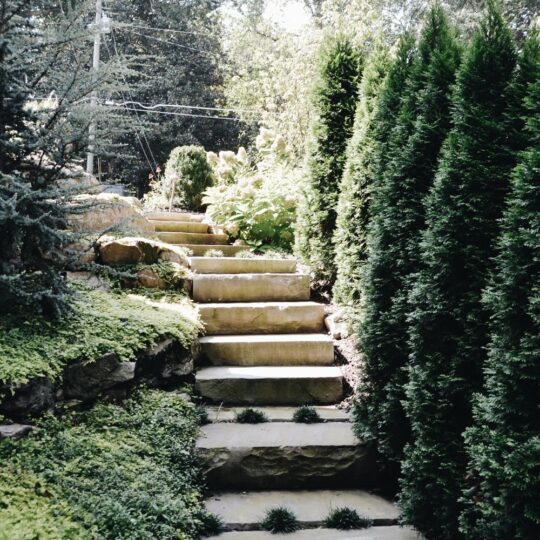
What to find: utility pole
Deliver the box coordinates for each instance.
[86,0,103,176]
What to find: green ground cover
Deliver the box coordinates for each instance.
[0,389,211,540]
[0,287,200,388]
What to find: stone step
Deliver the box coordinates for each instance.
[145,211,205,222]
[199,302,325,335]
[206,405,350,423]
[193,274,310,303]
[156,231,229,245]
[190,257,297,274]
[197,422,372,490]
[195,366,343,405]
[199,334,334,366]
[205,527,422,540]
[205,490,399,531]
[151,220,210,233]
[181,244,250,257]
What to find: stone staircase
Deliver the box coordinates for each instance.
[146,211,249,256]
[147,211,421,539]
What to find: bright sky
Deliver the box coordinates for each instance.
[264,1,312,34]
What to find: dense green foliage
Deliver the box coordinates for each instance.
[354,7,461,466]
[399,4,520,538]
[0,389,211,539]
[461,37,540,540]
[100,0,241,193]
[350,32,416,462]
[145,146,215,211]
[204,130,298,252]
[0,287,200,388]
[0,2,78,317]
[332,43,390,309]
[295,36,362,283]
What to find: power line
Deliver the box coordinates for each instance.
[116,27,219,58]
[106,100,262,116]
[103,31,157,173]
[113,21,213,37]
[104,105,244,122]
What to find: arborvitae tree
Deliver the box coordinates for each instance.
[332,43,390,309]
[295,36,362,284]
[461,34,540,540]
[353,6,461,466]
[399,3,520,538]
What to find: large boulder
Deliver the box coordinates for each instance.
[0,424,34,440]
[0,378,55,420]
[98,236,190,267]
[68,193,154,236]
[63,352,136,401]
[136,339,194,385]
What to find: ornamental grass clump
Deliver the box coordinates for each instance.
[197,511,224,537]
[261,507,300,534]
[235,408,268,424]
[324,507,372,530]
[292,406,322,424]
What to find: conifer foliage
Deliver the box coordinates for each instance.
[0,2,68,317]
[461,34,540,540]
[354,6,461,465]
[332,43,390,309]
[399,3,519,538]
[295,36,362,283]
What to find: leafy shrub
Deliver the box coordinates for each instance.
[144,145,215,211]
[324,507,372,530]
[235,408,268,424]
[0,390,206,539]
[293,405,322,424]
[261,507,300,534]
[0,286,201,388]
[204,129,299,252]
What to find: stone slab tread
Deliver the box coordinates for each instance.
[205,489,399,530]
[205,526,423,539]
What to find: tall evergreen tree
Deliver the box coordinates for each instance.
[399,3,520,538]
[461,33,540,540]
[332,43,390,309]
[110,0,241,194]
[353,5,461,465]
[295,35,362,284]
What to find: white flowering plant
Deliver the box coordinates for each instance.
[203,128,301,252]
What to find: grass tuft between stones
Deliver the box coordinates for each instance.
[261,507,300,534]
[197,511,224,537]
[292,405,323,424]
[324,507,373,530]
[235,408,268,424]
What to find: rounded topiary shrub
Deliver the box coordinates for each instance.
[164,145,215,210]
